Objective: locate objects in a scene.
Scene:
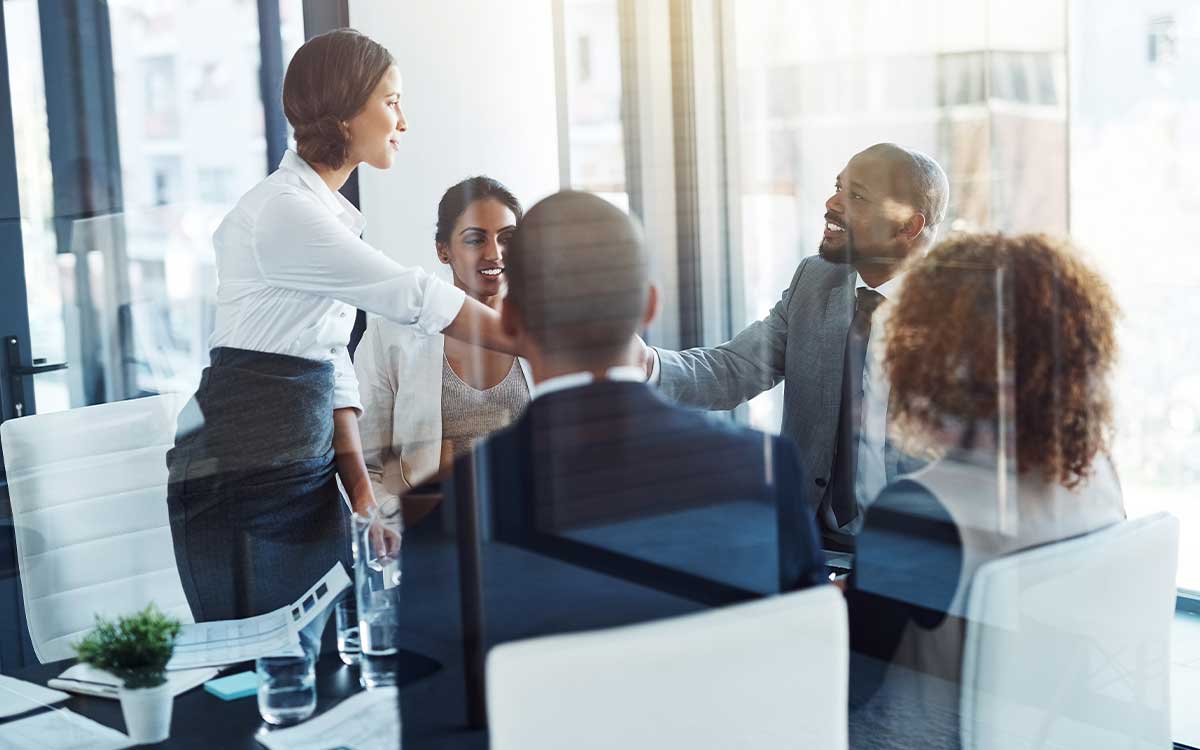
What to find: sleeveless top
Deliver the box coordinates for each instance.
[440,354,530,460]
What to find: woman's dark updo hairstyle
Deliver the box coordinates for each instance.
[435,176,524,246]
[283,28,394,170]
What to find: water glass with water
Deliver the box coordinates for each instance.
[335,593,361,665]
[256,653,316,725]
[351,506,403,689]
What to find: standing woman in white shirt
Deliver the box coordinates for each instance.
[166,29,512,621]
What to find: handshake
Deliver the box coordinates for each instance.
[630,334,657,381]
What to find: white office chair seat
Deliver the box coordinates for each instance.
[960,512,1178,750]
[487,584,848,750]
[2,394,196,662]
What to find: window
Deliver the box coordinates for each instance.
[142,56,179,139]
[725,0,1068,429]
[577,33,593,82]
[721,0,1198,596]
[1072,2,1200,593]
[1148,15,1177,66]
[3,0,296,415]
[558,0,629,211]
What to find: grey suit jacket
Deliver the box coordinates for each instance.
[656,255,922,532]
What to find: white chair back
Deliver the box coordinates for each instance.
[487,584,848,750]
[1,394,195,662]
[960,512,1178,749]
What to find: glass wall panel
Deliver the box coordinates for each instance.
[4,0,285,413]
[727,0,1068,433]
[1070,0,1200,592]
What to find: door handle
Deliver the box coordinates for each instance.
[11,360,68,377]
[4,336,69,419]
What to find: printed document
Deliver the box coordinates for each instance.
[0,675,68,719]
[0,707,133,750]
[168,563,350,670]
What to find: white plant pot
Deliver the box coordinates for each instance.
[118,682,173,744]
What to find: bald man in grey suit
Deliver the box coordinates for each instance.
[644,143,950,547]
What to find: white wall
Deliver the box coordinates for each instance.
[349,0,561,274]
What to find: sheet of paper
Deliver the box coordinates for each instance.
[255,687,400,750]
[168,563,350,670]
[47,663,218,700]
[0,707,133,750]
[0,675,68,719]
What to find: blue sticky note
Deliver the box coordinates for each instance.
[203,671,259,700]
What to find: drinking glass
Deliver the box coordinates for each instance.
[335,593,361,666]
[256,653,316,725]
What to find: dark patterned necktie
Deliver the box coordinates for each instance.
[830,287,885,527]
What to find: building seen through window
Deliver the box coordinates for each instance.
[4,0,306,414]
[726,0,1200,590]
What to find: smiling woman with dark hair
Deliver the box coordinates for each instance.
[354,177,532,519]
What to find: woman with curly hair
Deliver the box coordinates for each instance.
[166,30,517,622]
[845,233,1126,749]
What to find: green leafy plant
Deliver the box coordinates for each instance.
[72,605,181,689]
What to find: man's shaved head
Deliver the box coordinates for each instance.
[820,143,951,281]
[504,191,649,367]
[860,142,950,233]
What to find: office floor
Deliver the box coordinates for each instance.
[1174,611,1200,748]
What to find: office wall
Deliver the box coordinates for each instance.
[349,0,561,273]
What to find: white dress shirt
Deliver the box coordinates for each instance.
[846,271,904,531]
[643,269,901,532]
[532,366,647,400]
[208,150,466,413]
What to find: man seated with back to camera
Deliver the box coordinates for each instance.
[430,190,827,599]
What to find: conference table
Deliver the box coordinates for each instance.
[5,649,438,749]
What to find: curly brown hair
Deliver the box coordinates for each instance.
[282,29,394,170]
[884,233,1119,488]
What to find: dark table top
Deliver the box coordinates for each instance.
[3,649,439,749]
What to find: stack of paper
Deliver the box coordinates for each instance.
[255,687,400,750]
[168,563,350,670]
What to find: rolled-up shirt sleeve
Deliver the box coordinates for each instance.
[332,346,363,414]
[254,189,466,335]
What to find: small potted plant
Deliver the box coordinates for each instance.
[73,604,181,744]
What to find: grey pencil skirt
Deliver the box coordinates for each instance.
[166,347,351,621]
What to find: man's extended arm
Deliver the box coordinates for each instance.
[651,259,807,411]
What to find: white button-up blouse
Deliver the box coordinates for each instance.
[208,150,466,413]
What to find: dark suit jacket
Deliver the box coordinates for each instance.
[656,255,925,533]
[453,380,827,594]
